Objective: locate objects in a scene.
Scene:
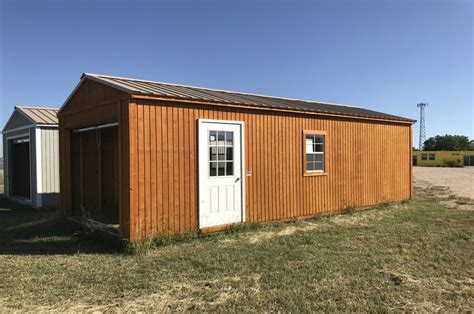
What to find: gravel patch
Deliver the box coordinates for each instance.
[413,167,474,199]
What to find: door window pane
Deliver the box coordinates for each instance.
[209,131,217,146]
[225,132,233,145]
[217,132,225,145]
[210,147,217,161]
[218,147,225,160]
[218,162,226,176]
[210,162,217,177]
[226,162,233,176]
[226,147,233,161]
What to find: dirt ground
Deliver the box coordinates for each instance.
[413,166,474,199]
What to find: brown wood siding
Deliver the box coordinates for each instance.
[58,80,131,238]
[128,98,412,240]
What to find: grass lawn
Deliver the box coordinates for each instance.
[0,187,472,311]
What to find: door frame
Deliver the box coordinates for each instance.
[197,119,246,229]
[70,122,120,225]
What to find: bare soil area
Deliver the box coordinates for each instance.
[413,166,474,199]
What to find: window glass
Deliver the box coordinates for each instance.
[210,147,217,161]
[217,132,225,145]
[226,162,233,176]
[209,130,234,177]
[209,131,217,146]
[225,132,233,145]
[210,162,217,176]
[226,147,233,161]
[218,147,225,160]
[218,162,225,176]
[305,133,325,173]
[429,153,435,160]
[421,154,427,160]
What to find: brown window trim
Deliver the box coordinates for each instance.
[302,130,328,177]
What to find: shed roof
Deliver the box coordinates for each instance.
[16,106,59,125]
[62,73,415,123]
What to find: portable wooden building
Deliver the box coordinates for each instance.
[2,106,60,207]
[58,73,415,240]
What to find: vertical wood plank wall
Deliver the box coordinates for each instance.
[128,99,412,240]
[58,80,131,238]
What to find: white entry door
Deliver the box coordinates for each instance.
[198,120,244,228]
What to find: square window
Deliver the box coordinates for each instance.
[304,132,326,174]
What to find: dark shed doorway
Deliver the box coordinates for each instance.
[70,123,119,225]
[10,138,30,199]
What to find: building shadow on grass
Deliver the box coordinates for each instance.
[0,196,126,255]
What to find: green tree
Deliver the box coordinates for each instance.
[423,135,471,151]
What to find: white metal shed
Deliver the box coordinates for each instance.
[2,106,59,207]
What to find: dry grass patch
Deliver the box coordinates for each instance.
[0,188,473,312]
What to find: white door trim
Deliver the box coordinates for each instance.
[198,119,245,228]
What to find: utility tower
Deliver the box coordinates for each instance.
[417,102,428,149]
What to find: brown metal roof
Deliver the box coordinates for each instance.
[16,106,58,125]
[66,73,415,123]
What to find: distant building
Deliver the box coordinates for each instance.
[2,106,60,207]
[412,151,474,167]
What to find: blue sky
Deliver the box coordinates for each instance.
[0,0,472,155]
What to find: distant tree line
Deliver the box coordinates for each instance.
[420,135,474,151]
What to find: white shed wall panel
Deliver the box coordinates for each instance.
[39,128,60,193]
